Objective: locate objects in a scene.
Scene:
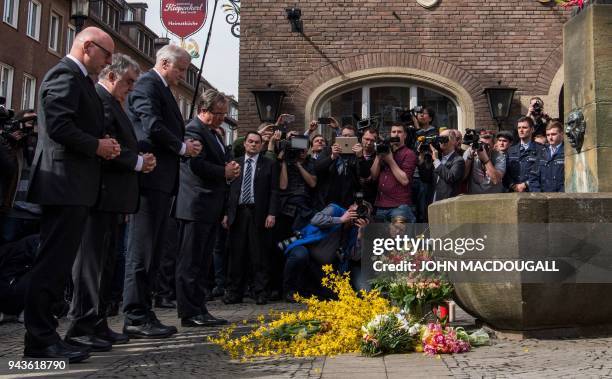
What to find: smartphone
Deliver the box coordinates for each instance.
[335,137,358,154]
[284,114,295,123]
[318,117,333,125]
[290,135,309,150]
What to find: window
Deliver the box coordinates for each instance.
[66,25,76,53]
[94,0,120,31]
[26,0,41,40]
[22,74,36,109]
[137,30,153,57]
[0,63,15,108]
[3,0,19,28]
[48,11,61,52]
[320,83,458,137]
[124,7,134,21]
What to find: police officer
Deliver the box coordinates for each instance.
[505,117,544,192]
[528,120,565,192]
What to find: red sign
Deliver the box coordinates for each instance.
[161,0,207,39]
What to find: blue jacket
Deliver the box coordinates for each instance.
[528,143,565,192]
[505,141,544,191]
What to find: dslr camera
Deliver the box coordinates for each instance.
[0,97,37,141]
[374,136,400,154]
[354,192,370,221]
[462,129,489,152]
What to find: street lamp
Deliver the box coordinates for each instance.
[71,0,90,33]
[483,81,517,130]
[251,88,286,123]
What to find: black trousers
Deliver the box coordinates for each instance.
[155,217,179,301]
[175,220,217,319]
[123,190,172,325]
[226,206,268,297]
[67,211,119,337]
[24,205,89,349]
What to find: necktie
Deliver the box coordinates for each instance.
[240,158,253,204]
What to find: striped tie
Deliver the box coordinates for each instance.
[240,158,253,204]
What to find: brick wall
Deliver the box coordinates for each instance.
[239,0,569,132]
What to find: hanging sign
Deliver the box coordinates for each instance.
[160,0,208,39]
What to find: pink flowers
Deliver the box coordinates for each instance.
[556,0,586,9]
[421,323,470,355]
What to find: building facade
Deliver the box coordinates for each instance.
[0,0,238,141]
[238,1,569,135]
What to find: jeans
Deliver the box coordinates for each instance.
[374,204,416,223]
[283,246,311,294]
[412,177,432,223]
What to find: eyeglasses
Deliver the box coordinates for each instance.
[90,41,112,59]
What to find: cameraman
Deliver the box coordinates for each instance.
[1,109,40,243]
[358,128,378,206]
[527,97,551,138]
[431,129,465,202]
[314,125,361,210]
[282,200,370,300]
[371,123,417,222]
[463,130,506,194]
[411,107,437,222]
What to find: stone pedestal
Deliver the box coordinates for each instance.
[564,4,612,192]
[429,193,612,331]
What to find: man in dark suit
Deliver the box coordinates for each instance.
[223,131,279,305]
[65,54,156,351]
[174,89,239,326]
[431,129,465,202]
[24,27,119,362]
[122,44,201,338]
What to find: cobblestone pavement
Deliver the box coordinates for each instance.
[2,300,612,378]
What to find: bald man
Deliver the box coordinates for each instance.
[25,27,118,362]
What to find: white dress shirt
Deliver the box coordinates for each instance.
[239,153,259,204]
[66,54,88,77]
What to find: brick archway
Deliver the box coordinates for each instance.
[294,53,487,132]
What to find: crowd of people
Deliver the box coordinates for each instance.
[0,27,566,362]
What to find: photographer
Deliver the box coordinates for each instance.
[527,97,551,138]
[1,109,40,243]
[314,125,361,210]
[371,123,417,222]
[358,128,379,206]
[411,107,437,222]
[431,129,465,202]
[282,200,370,300]
[463,130,506,194]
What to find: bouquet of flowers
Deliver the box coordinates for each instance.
[361,313,421,356]
[386,278,453,318]
[420,322,470,355]
[555,0,587,9]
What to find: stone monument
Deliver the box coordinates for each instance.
[428,3,612,336]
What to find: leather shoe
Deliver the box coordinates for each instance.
[65,335,112,352]
[149,313,178,334]
[24,341,90,363]
[154,298,176,309]
[181,313,228,327]
[255,294,267,305]
[96,328,130,345]
[123,322,175,339]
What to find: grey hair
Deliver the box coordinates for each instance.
[156,44,191,65]
[99,53,141,80]
[197,89,228,112]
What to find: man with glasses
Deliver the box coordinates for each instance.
[174,89,237,326]
[24,27,118,362]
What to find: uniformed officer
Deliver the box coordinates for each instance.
[528,120,565,192]
[505,117,544,192]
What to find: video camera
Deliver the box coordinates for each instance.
[0,97,37,141]
[416,134,449,153]
[374,136,400,154]
[462,128,489,152]
[279,134,309,164]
